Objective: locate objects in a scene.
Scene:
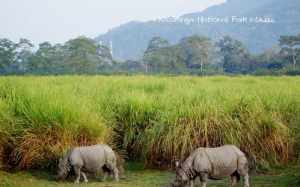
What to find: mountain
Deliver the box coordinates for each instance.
[95,0,300,60]
[182,0,272,17]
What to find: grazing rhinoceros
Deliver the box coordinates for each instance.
[170,145,250,187]
[57,144,119,183]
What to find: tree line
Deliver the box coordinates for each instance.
[0,36,115,75]
[0,34,299,75]
[142,34,300,75]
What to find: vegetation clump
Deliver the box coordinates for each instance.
[0,76,299,171]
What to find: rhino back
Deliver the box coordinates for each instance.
[190,145,245,179]
[204,145,243,178]
[70,144,116,172]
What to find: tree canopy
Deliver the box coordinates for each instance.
[0,33,300,75]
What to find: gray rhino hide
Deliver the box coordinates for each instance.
[57,144,119,180]
[173,145,249,186]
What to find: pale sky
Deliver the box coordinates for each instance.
[0,0,225,44]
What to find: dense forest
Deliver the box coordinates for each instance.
[0,33,299,75]
[142,34,300,75]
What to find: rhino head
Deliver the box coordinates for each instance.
[170,161,189,187]
[56,158,71,180]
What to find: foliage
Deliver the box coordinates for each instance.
[145,37,170,53]
[143,44,187,73]
[0,39,18,74]
[217,36,250,74]
[0,33,300,75]
[0,77,110,170]
[143,36,219,74]
[0,76,299,171]
[279,34,300,70]
[0,37,114,75]
[180,36,217,72]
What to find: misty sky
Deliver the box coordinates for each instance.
[0,0,224,44]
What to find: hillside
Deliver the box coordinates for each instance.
[95,0,300,60]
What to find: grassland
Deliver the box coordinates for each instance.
[0,163,299,187]
[0,76,299,175]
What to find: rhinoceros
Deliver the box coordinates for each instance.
[57,144,120,183]
[171,145,250,187]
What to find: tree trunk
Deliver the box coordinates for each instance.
[292,50,296,70]
[200,62,203,74]
[145,62,148,73]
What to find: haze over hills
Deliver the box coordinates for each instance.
[182,0,275,17]
[96,0,300,60]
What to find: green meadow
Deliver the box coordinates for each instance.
[0,164,299,187]
[0,76,299,186]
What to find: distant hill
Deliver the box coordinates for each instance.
[95,0,300,60]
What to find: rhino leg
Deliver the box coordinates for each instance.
[237,156,250,187]
[243,174,250,187]
[230,175,237,187]
[104,163,119,182]
[74,166,81,184]
[113,167,119,182]
[81,172,88,183]
[199,173,208,187]
[230,171,240,187]
[102,171,108,181]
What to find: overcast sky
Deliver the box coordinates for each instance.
[0,0,225,44]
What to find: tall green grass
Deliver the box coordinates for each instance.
[0,76,299,170]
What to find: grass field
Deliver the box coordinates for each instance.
[0,76,300,186]
[0,163,299,187]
